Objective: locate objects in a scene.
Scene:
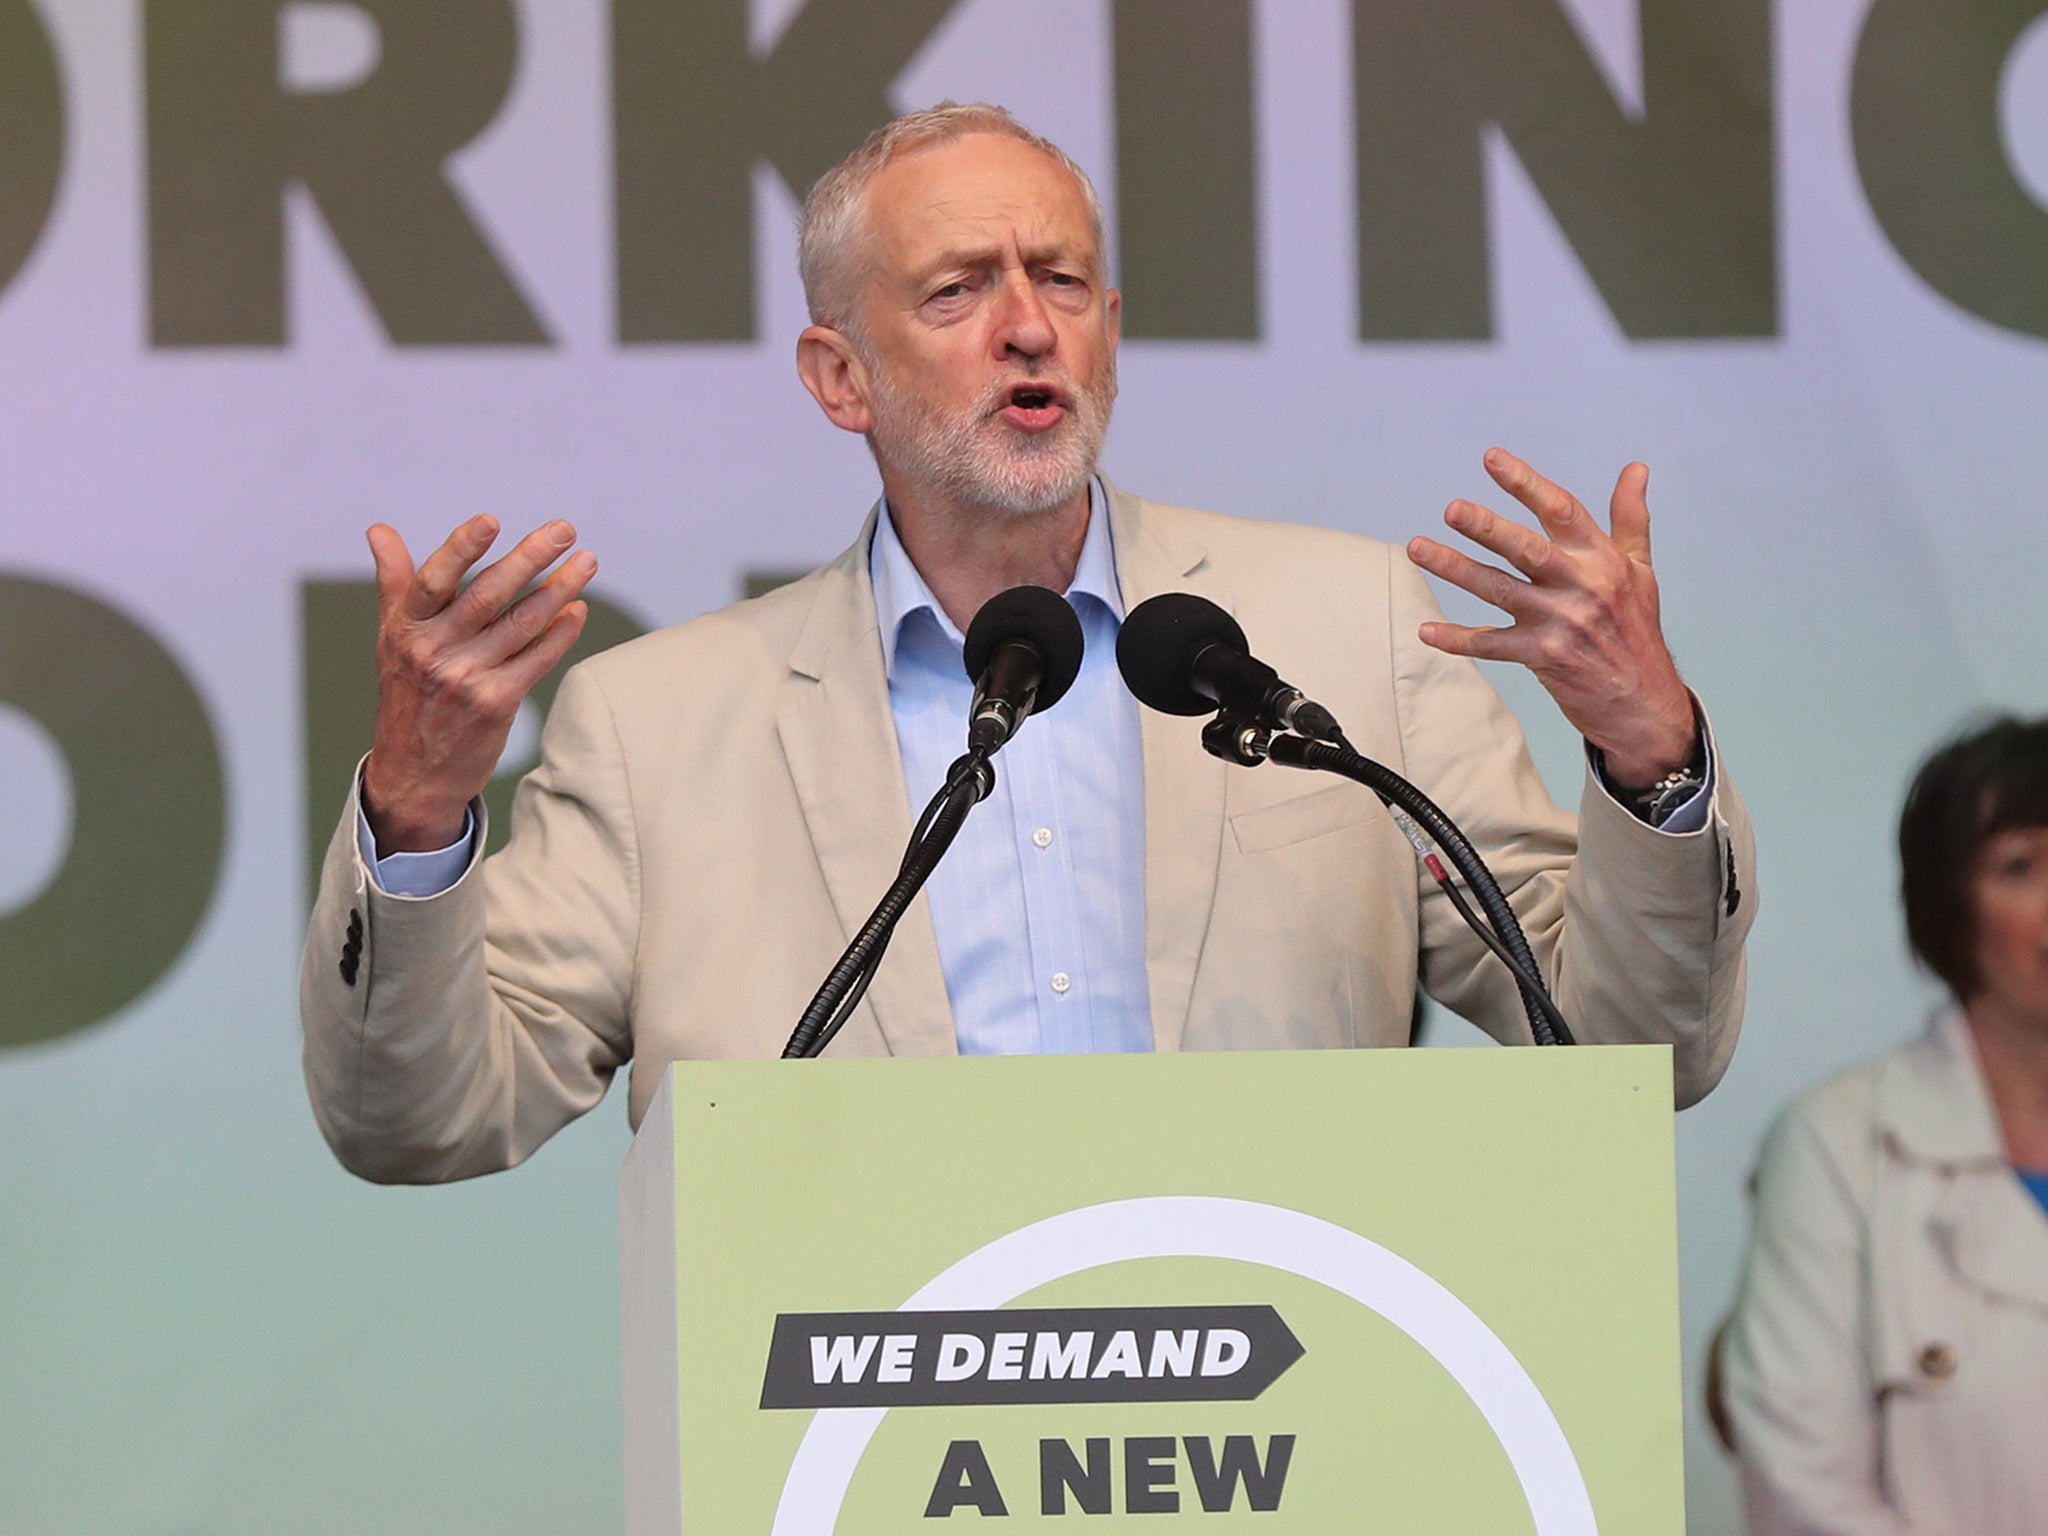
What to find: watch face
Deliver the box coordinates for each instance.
[1645,773,1705,823]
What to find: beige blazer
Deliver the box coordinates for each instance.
[302,485,1755,1182]
[1723,1011,2048,1535]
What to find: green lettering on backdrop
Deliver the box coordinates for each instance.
[1853,0,2048,338]
[0,0,63,303]
[300,581,646,905]
[145,0,547,346]
[0,575,226,1050]
[1113,0,1259,339]
[1352,0,1776,339]
[612,0,961,342]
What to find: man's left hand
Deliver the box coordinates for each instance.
[1406,448,1698,787]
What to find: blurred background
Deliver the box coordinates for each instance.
[3,0,2045,1529]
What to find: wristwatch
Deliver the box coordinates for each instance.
[1613,733,1708,826]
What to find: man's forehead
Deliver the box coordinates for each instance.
[866,135,1098,265]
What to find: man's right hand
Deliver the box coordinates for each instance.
[362,516,597,856]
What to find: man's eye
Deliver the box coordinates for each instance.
[930,281,970,301]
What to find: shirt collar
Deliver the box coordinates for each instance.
[869,478,1122,678]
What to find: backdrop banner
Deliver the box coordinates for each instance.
[3,2,2045,1531]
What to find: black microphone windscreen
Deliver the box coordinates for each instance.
[961,585,1087,712]
[1116,593,1249,715]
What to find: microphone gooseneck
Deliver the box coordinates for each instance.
[783,586,1086,1059]
[1264,732,1574,1048]
[782,750,992,1060]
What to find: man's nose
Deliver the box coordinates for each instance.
[993,273,1056,359]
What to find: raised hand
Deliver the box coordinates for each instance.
[1406,449,1697,787]
[361,516,596,854]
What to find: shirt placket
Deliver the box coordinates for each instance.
[1005,718,1086,1054]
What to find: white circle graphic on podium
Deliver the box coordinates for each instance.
[769,1195,1596,1534]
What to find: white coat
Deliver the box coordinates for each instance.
[1724,1010,2048,1534]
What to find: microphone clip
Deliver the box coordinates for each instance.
[1202,712,1274,767]
[947,748,998,804]
[968,692,1026,755]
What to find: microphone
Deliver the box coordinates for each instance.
[1115,592,1574,1048]
[962,586,1086,753]
[1115,593,1339,741]
[783,585,1082,1059]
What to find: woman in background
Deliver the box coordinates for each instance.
[1723,714,2048,1533]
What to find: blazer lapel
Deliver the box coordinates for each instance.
[775,514,958,1057]
[1106,482,1231,1054]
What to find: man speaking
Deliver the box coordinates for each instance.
[303,104,1755,1183]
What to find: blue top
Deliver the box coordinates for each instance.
[2020,1168,2048,1220]
[870,481,1154,1056]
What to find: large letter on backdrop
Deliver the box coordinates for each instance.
[613,0,960,342]
[0,576,226,1049]
[0,0,64,305]
[1352,0,1775,340]
[145,0,547,347]
[1854,0,2048,338]
[1113,0,1259,339]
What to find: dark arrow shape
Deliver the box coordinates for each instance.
[761,1304,1304,1410]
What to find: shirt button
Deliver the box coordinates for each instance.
[1050,971,1072,995]
[1033,826,1053,849]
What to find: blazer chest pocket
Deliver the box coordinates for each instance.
[1229,785,1361,854]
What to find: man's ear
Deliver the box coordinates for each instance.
[796,326,874,435]
[1104,287,1122,351]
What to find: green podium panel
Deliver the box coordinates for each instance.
[621,1047,1681,1534]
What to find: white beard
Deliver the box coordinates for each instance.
[864,358,1117,519]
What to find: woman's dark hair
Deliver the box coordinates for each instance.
[1899,714,2048,999]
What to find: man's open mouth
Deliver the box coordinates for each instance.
[999,382,1069,430]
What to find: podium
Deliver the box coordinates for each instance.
[621,1047,1683,1533]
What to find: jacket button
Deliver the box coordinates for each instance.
[1917,1342,1958,1381]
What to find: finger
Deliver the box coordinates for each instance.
[468,551,598,667]
[1406,536,1542,619]
[499,601,590,695]
[1416,619,1529,664]
[407,515,502,622]
[450,519,580,631]
[366,524,416,616]
[1437,500,1555,582]
[1608,462,1653,564]
[1483,447,1596,548]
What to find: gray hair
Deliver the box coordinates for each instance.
[797,102,1108,338]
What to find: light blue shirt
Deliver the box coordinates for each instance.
[871,482,1154,1055]
[359,802,477,896]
